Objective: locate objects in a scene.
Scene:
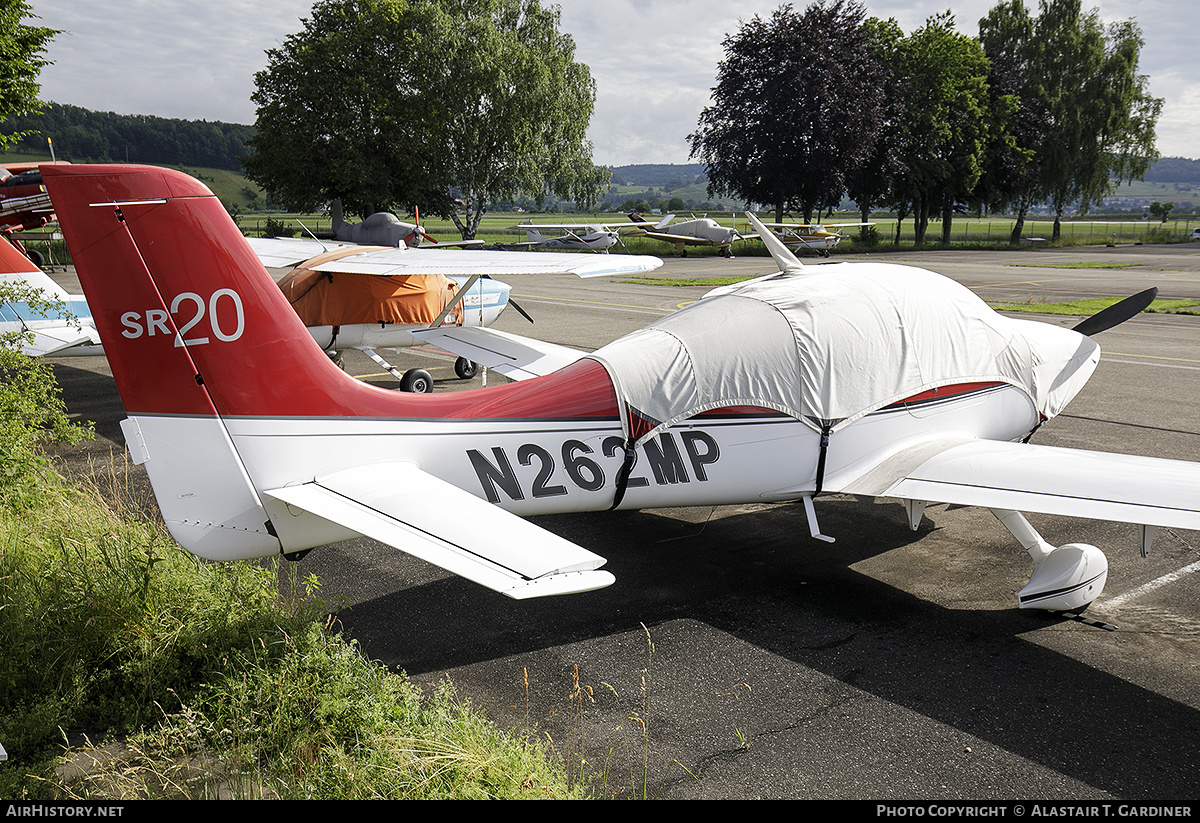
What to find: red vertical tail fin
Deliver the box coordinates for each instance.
[42,164,379,418]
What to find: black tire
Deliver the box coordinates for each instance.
[26,248,44,267]
[454,357,479,379]
[399,368,434,393]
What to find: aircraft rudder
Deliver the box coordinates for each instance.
[43,164,358,418]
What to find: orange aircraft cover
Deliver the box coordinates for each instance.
[277,247,460,327]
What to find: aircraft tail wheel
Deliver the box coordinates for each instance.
[399,368,434,393]
[454,357,479,380]
[1018,543,1108,612]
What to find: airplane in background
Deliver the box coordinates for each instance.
[0,162,71,266]
[0,233,99,356]
[43,163,1200,611]
[501,221,622,253]
[762,220,876,257]
[246,235,662,390]
[329,200,482,249]
[623,212,750,258]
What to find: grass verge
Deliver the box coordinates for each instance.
[0,469,574,799]
[991,296,1200,317]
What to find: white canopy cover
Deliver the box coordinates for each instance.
[587,263,1100,445]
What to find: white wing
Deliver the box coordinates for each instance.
[411,326,587,380]
[244,237,357,268]
[264,461,613,599]
[245,236,661,277]
[838,438,1200,532]
[19,324,102,356]
[306,246,662,278]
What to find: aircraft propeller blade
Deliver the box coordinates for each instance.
[1071,287,1158,336]
[412,205,438,245]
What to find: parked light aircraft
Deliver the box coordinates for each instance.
[0,234,99,356]
[624,212,749,257]
[502,221,621,253]
[763,220,875,257]
[327,200,484,249]
[43,164,1200,610]
[246,236,662,390]
[1,162,71,265]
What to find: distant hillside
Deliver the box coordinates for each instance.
[1143,157,1200,184]
[5,103,253,171]
[609,163,707,187]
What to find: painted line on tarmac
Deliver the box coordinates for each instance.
[1104,353,1200,370]
[1102,557,1200,609]
[511,293,671,315]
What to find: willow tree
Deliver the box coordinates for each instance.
[244,0,605,239]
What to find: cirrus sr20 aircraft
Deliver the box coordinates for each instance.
[41,164,1200,610]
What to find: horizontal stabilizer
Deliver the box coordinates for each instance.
[411,326,586,380]
[21,325,101,356]
[264,461,613,599]
[845,439,1200,531]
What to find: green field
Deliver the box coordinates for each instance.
[6,151,1198,256]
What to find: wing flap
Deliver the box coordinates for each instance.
[21,324,101,356]
[264,461,613,599]
[410,326,585,380]
[853,439,1200,531]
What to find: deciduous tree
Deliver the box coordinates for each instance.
[688,1,887,224]
[0,0,57,151]
[979,0,1161,243]
[243,0,605,239]
[890,12,992,246]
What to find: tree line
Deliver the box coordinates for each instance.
[689,0,1162,245]
[5,103,255,171]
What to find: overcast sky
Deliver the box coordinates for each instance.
[30,0,1199,166]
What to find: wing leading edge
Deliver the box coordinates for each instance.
[263,461,613,599]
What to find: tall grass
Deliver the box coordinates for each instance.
[0,466,575,799]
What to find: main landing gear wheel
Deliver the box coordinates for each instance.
[454,357,479,380]
[399,368,434,393]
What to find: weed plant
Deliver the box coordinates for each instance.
[0,471,575,799]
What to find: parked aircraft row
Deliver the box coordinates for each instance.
[25,163,1200,617]
[505,212,874,258]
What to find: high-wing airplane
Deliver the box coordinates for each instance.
[246,236,663,390]
[502,221,622,253]
[762,220,875,257]
[42,164,1200,610]
[0,232,100,356]
[624,212,749,258]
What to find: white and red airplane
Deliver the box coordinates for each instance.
[0,233,100,356]
[42,164,1200,610]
